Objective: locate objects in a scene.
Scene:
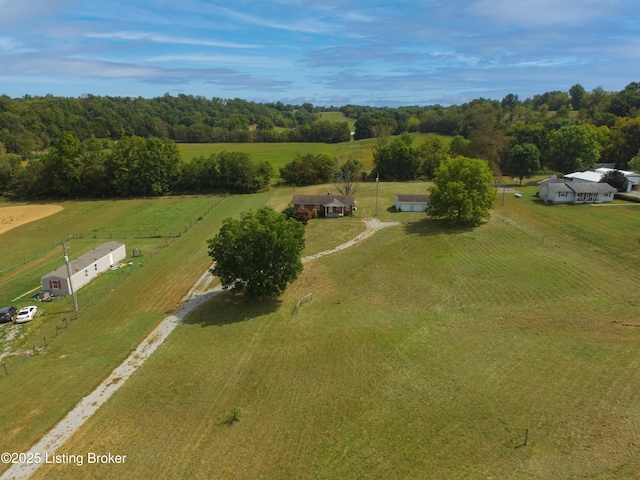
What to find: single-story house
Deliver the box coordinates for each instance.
[538,182,616,205]
[394,194,430,212]
[595,168,639,191]
[41,241,127,296]
[292,194,356,217]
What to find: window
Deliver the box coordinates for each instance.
[85,269,88,277]
[95,264,98,271]
[49,280,61,289]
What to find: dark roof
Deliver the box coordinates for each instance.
[395,194,429,203]
[293,194,356,206]
[546,182,617,194]
[537,177,565,185]
[43,241,126,278]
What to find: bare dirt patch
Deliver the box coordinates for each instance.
[0,205,63,235]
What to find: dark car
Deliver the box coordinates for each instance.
[0,306,17,323]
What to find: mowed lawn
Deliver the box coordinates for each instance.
[30,183,640,479]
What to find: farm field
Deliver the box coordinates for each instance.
[9,181,640,479]
[176,132,446,175]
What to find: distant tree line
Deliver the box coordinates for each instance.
[2,82,640,195]
[0,132,272,198]
[0,94,349,157]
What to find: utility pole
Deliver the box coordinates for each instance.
[375,173,379,216]
[62,243,79,317]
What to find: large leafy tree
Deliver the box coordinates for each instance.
[548,125,601,173]
[428,156,496,225]
[629,150,640,172]
[42,131,83,196]
[208,207,305,299]
[280,153,338,186]
[417,135,449,179]
[504,143,541,185]
[373,132,421,181]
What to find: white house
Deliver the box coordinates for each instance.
[394,194,430,212]
[595,168,639,192]
[41,241,127,296]
[538,182,616,205]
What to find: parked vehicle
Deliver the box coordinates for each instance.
[0,306,17,323]
[15,306,38,324]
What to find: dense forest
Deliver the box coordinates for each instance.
[1,82,640,199]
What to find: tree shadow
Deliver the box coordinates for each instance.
[183,290,282,328]
[403,217,476,236]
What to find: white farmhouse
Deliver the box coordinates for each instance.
[41,242,126,296]
[538,182,616,205]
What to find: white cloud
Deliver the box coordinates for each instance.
[147,54,292,68]
[85,31,261,49]
[213,6,334,34]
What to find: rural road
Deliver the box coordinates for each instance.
[0,217,398,480]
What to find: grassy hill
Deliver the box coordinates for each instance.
[4,181,639,479]
[176,132,448,175]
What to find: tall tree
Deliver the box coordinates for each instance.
[548,125,601,173]
[428,156,496,225]
[504,143,541,185]
[280,153,338,186]
[373,133,420,181]
[208,207,305,299]
[43,131,83,196]
[628,150,640,172]
[417,135,449,179]
[569,84,586,110]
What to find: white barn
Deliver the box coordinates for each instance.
[41,242,126,296]
[394,194,430,212]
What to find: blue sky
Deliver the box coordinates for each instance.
[1,0,639,106]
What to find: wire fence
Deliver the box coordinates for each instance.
[0,197,224,277]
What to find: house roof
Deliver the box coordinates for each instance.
[43,241,126,279]
[293,194,356,206]
[595,167,640,178]
[395,194,429,203]
[563,171,604,183]
[537,174,564,185]
[546,182,617,194]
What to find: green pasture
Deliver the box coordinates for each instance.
[176,133,446,176]
[317,111,356,131]
[20,181,640,479]
[178,140,376,174]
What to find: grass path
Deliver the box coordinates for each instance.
[0,218,397,480]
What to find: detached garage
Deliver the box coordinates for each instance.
[41,241,126,296]
[394,194,430,212]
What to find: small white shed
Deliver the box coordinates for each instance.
[394,194,430,212]
[41,242,126,296]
